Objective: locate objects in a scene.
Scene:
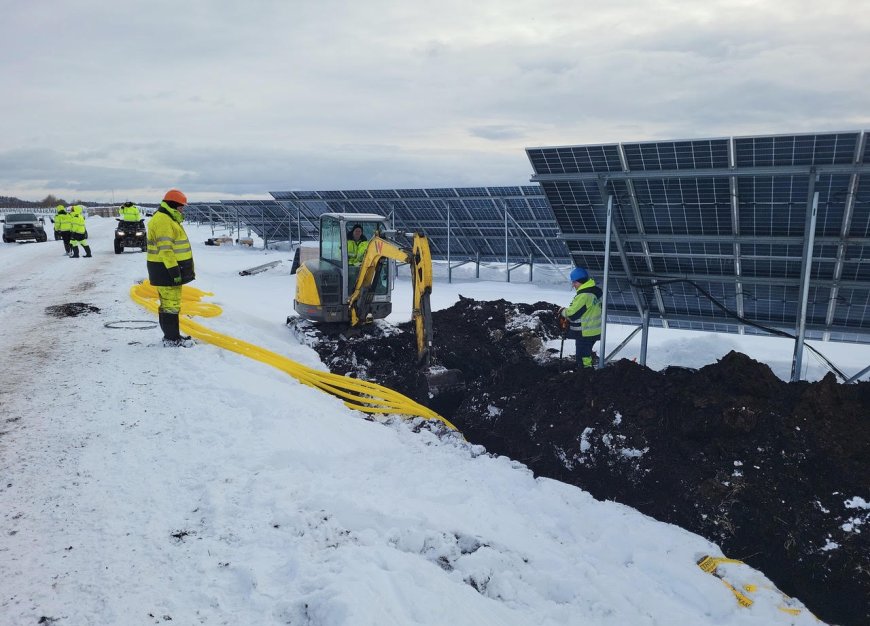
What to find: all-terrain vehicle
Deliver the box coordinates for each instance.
[1,212,48,243]
[114,219,147,253]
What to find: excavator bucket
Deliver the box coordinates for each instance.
[424,365,465,396]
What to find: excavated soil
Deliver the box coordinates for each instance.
[291,296,870,626]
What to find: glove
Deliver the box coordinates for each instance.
[168,266,182,285]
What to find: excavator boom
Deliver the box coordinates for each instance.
[349,231,433,364]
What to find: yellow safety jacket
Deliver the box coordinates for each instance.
[54,206,69,232]
[68,206,87,240]
[119,204,142,221]
[146,203,195,286]
[348,238,369,266]
[563,278,603,338]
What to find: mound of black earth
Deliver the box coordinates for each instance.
[290,296,870,626]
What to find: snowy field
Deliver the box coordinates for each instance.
[1,215,863,625]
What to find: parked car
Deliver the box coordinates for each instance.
[1,213,48,243]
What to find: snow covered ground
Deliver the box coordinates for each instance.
[1,215,863,625]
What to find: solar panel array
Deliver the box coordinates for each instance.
[271,187,569,263]
[527,131,870,343]
[184,200,305,243]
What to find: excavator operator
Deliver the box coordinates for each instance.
[348,224,368,266]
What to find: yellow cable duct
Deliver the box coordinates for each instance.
[131,282,456,430]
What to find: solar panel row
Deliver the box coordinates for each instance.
[527,130,870,349]
[271,187,570,263]
[187,130,869,361]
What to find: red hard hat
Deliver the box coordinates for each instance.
[163,189,188,205]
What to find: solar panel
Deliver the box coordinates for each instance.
[526,144,622,175]
[527,130,870,366]
[270,186,569,264]
[456,187,490,197]
[622,138,729,171]
[734,132,858,167]
[370,189,399,199]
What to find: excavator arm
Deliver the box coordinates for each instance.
[348,231,433,364]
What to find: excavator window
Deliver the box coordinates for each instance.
[373,261,389,295]
[320,217,342,267]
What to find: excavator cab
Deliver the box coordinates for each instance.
[294,213,394,324]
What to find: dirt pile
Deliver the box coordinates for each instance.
[291,296,870,626]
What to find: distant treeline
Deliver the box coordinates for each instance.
[0,194,94,208]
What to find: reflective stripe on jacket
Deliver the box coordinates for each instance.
[563,278,603,338]
[146,204,195,286]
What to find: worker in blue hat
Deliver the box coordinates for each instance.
[559,267,602,368]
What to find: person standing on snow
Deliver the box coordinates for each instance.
[559,267,602,368]
[58,206,73,255]
[52,205,70,254]
[146,189,195,347]
[67,205,92,258]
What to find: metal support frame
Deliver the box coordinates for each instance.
[616,144,669,327]
[728,137,746,331]
[597,195,613,369]
[504,203,510,280]
[559,232,870,246]
[824,131,866,340]
[532,162,870,183]
[605,325,642,362]
[506,255,534,282]
[791,181,820,382]
[845,363,870,384]
[506,211,562,270]
[639,309,650,366]
[596,183,648,322]
[447,201,452,283]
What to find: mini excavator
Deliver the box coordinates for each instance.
[293,213,434,364]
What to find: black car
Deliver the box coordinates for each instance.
[114,219,147,253]
[2,212,48,243]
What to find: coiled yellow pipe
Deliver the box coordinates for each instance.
[130,281,457,431]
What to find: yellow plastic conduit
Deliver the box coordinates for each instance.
[131,281,458,431]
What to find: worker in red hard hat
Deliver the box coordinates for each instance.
[146,189,195,346]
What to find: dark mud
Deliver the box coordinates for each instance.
[291,296,870,626]
[44,302,101,318]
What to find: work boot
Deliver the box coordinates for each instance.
[158,311,168,338]
[161,312,193,347]
[70,247,79,258]
[83,245,92,257]
[162,337,194,347]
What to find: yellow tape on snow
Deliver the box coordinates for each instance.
[696,555,818,619]
[130,281,457,430]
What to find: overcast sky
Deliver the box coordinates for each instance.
[2,0,868,203]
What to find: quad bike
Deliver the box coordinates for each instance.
[114,219,146,254]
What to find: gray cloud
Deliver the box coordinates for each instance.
[468,125,530,141]
[1,0,867,202]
